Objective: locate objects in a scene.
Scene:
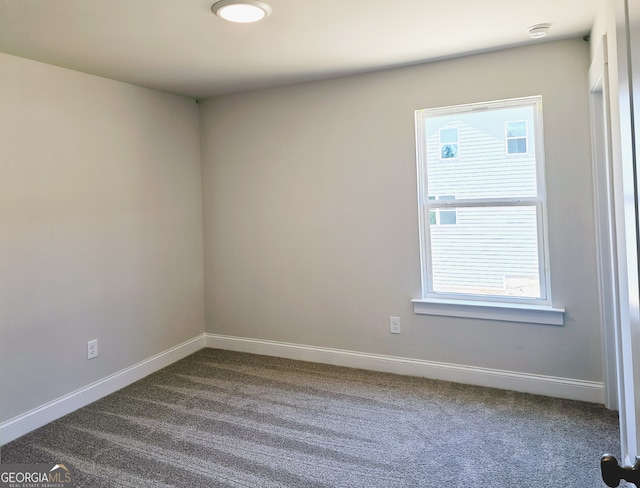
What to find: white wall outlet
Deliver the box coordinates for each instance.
[87,339,98,360]
[390,316,401,334]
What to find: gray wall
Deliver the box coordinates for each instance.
[0,37,601,426]
[0,53,205,423]
[200,38,602,382]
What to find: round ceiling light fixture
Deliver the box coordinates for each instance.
[527,23,551,39]
[212,0,272,23]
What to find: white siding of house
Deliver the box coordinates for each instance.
[425,120,541,297]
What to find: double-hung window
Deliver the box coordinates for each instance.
[413,96,563,324]
[506,121,528,154]
[439,128,459,159]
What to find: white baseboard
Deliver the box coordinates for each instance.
[0,334,206,446]
[1,332,605,447]
[205,334,604,404]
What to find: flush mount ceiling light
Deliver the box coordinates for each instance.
[212,0,272,23]
[527,23,551,39]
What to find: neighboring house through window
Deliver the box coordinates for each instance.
[429,196,457,225]
[439,127,459,159]
[506,120,528,154]
[414,96,552,308]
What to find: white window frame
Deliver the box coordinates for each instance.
[412,96,564,325]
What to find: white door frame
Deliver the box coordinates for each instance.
[589,34,620,413]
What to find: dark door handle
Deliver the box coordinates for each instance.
[602,454,640,486]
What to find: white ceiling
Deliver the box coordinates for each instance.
[0,0,597,99]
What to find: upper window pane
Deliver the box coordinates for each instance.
[440,128,458,143]
[426,106,537,199]
[506,121,527,137]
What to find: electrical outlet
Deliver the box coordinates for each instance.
[390,316,401,334]
[87,339,98,360]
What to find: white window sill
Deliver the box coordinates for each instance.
[411,298,565,325]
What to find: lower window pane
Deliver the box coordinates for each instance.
[430,206,541,298]
[439,209,457,225]
[508,138,527,154]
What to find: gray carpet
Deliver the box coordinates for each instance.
[1,348,620,487]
